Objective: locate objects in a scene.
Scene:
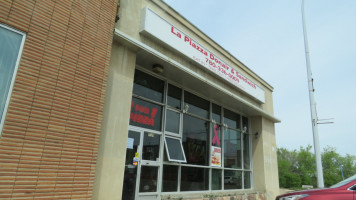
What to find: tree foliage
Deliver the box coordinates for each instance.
[277,145,356,189]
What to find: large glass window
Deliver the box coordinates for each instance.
[133,69,164,102]
[167,84,181,109]
[0,24,25,132]
[162,165,179,192]
[165,109,180,134]
[184,91,209,119]
[142,132,161,161]
[224,129,241,169]
[224,109,240,129]
[181,167,209,191]
[182,114,209,166]
[131,70,253,194]
[139,166,159,192]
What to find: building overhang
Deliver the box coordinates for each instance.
[114,29,280,123]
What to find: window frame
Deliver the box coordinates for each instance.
[164,135,187,163]
[0,24,26,135]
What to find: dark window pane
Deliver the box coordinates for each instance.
[244,171,251,189]
[165,137,186,162]
[224,109,240,129]
[122,131,141,200]
[165,110,180,134]
[243,133,250,170]
[182,115,209,166]
[133,70,164,102]
[224,129,241,169]
[139,166,158,192]
[242,116,249,132]
[142,132,160,161]
[162,165,179,192]
[212,169,222,190]
[181,167,209,191]
[212,104,221,123]
[167,84,181,109]
[184,91,209,119]
[130,97,162,131]
[211,124,221,148]
[224,170,242,189]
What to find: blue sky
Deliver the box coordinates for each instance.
[163,0,356,156]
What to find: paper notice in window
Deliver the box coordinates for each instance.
[127,138,134,149]
[211,146,221,167]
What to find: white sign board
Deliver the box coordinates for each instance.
[140,7,265,103]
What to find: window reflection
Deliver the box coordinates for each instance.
[167,84,181,109]
[139,166,158,192]
[184,91,209,119]
[212,104,221,123]
[224,129,241,169]
[181,167,209,191]
[212,169,222,190]
[244,171,251,189]
[162,165,178,192]
[142,132,160,161]
[224,109,240,129]
[133,70,164,102]
[182,114,209,166]
[224,170,242,189]
[165,109,180,134]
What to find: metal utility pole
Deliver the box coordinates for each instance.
[301,0,324,188]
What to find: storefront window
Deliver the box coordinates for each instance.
[181,167,209,191]
[133,69,164,102]
[130,97,162,131]
[224,109,241,129]
[165,109,180,134]
[212,104,221,123]
[242,117,250,169]
[184,91,209,119]
[224,128,241,169]
[162,165,179,192]
[224,170,242,190]
[244,171,251,189]
[139,166,158,192]
[212,169,222,190]
[167,84,181,109]
[142,132,160,161]
[131,70,253,195]
[182,114,209,166]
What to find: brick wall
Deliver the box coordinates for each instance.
[0,0,118,199]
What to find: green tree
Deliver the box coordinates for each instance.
[277,145,356,189]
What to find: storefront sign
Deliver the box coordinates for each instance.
[140,7,265,103]
[211,146,221,167]
[130,97,162,131]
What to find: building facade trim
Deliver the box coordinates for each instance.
[114,29,280,123]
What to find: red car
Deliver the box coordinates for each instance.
[276,174,356,200]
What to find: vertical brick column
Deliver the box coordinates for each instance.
[0,0,118,199]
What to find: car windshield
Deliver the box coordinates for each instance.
[330,174,356,188]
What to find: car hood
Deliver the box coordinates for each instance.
[277,188,338,197]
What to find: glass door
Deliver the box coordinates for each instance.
[122,130,141,200]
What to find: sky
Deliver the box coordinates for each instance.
[162,0,356,156]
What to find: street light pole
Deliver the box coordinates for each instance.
[301,0,324,188]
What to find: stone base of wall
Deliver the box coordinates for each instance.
[162,192,266,200]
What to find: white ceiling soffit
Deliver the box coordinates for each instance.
[113,29,280,123]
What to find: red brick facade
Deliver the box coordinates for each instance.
[0,0,118,199]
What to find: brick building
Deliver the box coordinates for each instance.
[0,0,280,200]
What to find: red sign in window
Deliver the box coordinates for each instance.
[130,98,162,131]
